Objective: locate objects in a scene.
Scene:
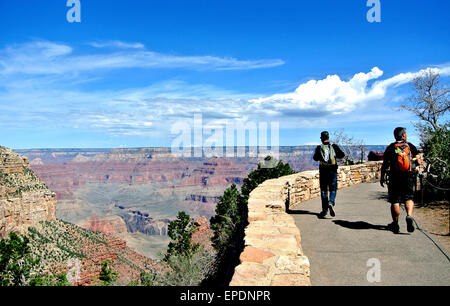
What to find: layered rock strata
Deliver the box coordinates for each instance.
[0,146,56,238]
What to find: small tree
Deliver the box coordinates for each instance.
[158,249,216,286]
[139,271,158,286]
[331,129,366,165]
[210,184,243,253]
[0,232,39,286]
[99,260,118,286]
[165,211,199,260]
[144,211,218,286]
[401,69,449,190]
[401,68,449,138]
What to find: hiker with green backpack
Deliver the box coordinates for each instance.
[380,127,421,233]
[313,131,346,218]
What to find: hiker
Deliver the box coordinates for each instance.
[313,131,345,218]
[380,127,421,233]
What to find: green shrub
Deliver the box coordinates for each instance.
[210,184,243,253]
[99,260,118,286]
[139,271,158,286]
[241,156,295,199]
[28,272,71,287]
[0,232,69,286]
[422,124,450,199]
[0,232,39,286]
[141,248,216,286]
[165,211,199,260]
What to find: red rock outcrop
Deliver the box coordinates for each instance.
[192,216,214,251]
[78,215,128,235]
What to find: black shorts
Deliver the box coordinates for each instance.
[388,172,416,204]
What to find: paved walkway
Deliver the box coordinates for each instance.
[290,181,450,286]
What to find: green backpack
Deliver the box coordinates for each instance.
[320,144,336,166]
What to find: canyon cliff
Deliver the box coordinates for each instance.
[0,146,162,285]
[0,146,56,238]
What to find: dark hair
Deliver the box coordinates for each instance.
[394,127,406,141]
[320,131,330,141]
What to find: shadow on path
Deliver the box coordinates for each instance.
[287,209,321,219]
[371,191,390,201]
[333,219,388,231]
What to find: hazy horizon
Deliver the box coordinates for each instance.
[13,144,389,151]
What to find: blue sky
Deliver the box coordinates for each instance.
[0,0,449,149]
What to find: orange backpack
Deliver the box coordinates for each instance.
[393,142,412,172]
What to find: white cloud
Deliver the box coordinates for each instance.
[2,65,449,137]
[0,39,448,139]
[248,65,450,118]
[0,40,285,75]
[89,41,145,49]
[0,76,252,137]
[249,67,384,115]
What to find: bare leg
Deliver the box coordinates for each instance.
[391,203,401,223]
[405,200,414,217]
[405,200,415,232]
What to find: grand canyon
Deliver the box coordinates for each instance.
[15,146,384,260]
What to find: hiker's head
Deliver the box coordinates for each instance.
[394,127,407,141]
[320,131,330,143]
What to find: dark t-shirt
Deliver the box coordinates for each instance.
[382,141,419,175]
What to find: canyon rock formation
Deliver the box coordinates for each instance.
[120,210,170,236]
[0,146,56,238]
[1,146,161,285]
[15,146,384,258]
[78,214,128,235]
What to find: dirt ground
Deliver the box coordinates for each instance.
[413,201,450,254]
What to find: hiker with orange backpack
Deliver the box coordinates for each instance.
[380,127,421,233]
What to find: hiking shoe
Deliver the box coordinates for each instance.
[328,204,335,217]
[318,211,327,219]
[406,216,415,233]
[388,222,400,234]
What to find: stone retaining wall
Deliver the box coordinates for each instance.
[230,162,382,286]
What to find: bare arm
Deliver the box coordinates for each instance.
[380,145,391,187]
